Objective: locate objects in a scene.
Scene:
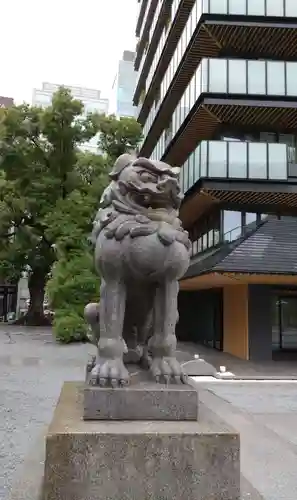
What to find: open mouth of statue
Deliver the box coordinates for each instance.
[139,193,171,210]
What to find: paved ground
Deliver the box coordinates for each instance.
[1,326,297,499]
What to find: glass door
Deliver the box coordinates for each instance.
[272,296,297,351]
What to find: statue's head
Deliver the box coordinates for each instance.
[108,154,182,210]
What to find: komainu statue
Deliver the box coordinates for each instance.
[85,154,191,387]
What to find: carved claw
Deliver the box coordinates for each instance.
[150,357,188,384]
[89,358,130,387]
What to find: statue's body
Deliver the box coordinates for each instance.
[85,154,190,387]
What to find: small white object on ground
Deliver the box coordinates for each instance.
[194,354,200,360]
[220,366,226,373]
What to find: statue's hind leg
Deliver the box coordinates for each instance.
[89,279,129,387]
[148,280,187,384]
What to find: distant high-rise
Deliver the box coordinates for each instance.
[112,51,138,118]
[32,83,109,153]
[0,96,14,108]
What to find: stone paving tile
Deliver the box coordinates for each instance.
[199,383,297,500]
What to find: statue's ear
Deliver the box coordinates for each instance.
[171,166,180,176]
[109,153,135,179]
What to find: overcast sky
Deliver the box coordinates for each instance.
[0,0,138,104]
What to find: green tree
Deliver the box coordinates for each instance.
[0,88,99,325]
[46,153,108,341]
[46,116,142,342]
[96,114,143,159]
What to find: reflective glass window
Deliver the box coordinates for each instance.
[285,0,297,17]
[268,144,287,180]
[247,0,265,15]
[248,61,266,94]
[245,213,257,225]
[223,211,242,241]
[228,142,247,178]
[228,0,246,14]
[228,60,247,94]
[209,0,227,14]
[188,153,194,188]
[286,63,297,95]
[209,59,227,92]
[208,230,214,248]
[200,142,207,177]
[267,62,285,95]
[248,143,268,178]
[193,150,200,182]
[202,233,208,250]
[266,0,284,16]
[208,141,227,177]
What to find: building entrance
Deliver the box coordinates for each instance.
[272,296,297,351]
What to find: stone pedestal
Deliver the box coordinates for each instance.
[84,370,198,420]
[43,382,240,500]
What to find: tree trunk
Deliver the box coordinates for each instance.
[15,269,50,326]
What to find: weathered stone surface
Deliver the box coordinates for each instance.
[43,382,240,500]
[84,370,198,420]
[8,432,45,500]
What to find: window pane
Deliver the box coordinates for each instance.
[249,143,268,178]
[228,0,246,14]
[208,141,227,177]
[188,152,194,188]
[245,213,257,225]
[247,0,265,15]
[228,142,247,178]
[268,144,287,179]
[285,0,297,17]
[286,63,297,96]
[266,0,284,16]
[248,61,266,94]
[228,60,247,93]
[209,59,227,92]
[267,62,285,95]
[209,0,227,14]
[192,149,200,182]
[223,211,242,241]
[200,142,207,177]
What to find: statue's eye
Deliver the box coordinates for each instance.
[139,171,157,183]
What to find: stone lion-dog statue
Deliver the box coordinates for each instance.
[85,154,191,387]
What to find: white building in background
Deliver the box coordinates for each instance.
[32,82,109,153]
[111,51,138,118]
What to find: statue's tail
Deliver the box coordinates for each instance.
[84,302,100,346]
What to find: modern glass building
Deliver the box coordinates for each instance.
[32,82,109,153]
[112,51,138,118]
[134,0,297,361]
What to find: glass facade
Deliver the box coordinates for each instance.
[151,58,297,158]
[179,140,289,194]
[140,0,297,142]
[189,210,267,258]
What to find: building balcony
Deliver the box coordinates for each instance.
[162,58,297,166]
[139,0,297,157]
[179,140,297,229]
[135,0,159,71]
[136,0,149,37]
[135,0,173,99]
[136,0,195,123]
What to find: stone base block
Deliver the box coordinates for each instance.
[84,370,198,420]
[43,382,240,500]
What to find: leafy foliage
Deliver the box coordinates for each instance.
[0,91,143,336]
[0,88,99,324]
[46,115,142,342]
[97,114,143,159]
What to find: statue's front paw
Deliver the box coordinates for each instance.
[89,358,129,387]
[150,357,188,384]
